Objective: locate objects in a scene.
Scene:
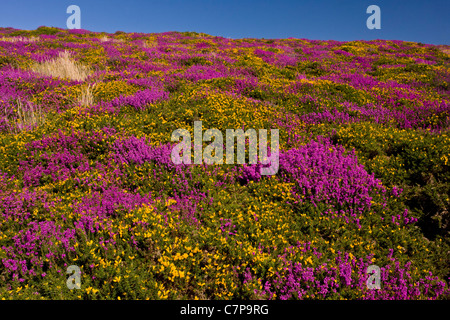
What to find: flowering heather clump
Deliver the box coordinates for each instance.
[244,244,448,300]
[2,220,77,282]
[278,138,385,214]
[112,136,174,168]
[0,27,449,300]
[109,88,169,111]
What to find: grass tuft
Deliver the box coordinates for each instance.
[30,50,92,81]
[5,99,46,133]
[78,84,96,106]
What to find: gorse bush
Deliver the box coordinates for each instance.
[92,80,139,101]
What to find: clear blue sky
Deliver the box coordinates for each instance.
[0,0,449,44]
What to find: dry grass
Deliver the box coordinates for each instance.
[142,40,157,48]
[30,50,91,81]
[99,36,123,44]
[436,45,450,56]
[78,84,96,106]
[6,99,46,133]
[0,36,39,43]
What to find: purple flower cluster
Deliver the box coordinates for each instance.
[254,48,297,67]
[278,138,385,214]
[238,163,262,185]
[391,209,418,226]
[244,243,449,300]
[19,148,90,187]
[219,218,237,238]
[175,64,228,82]
[1,220,76,281]
[165,191,206,225]
[73,186,153,235]
[109,88,169,111]
[0,189,52,223]
[18,128,117,187]
[112,136,174,169]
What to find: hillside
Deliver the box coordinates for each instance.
[0,26,449,300]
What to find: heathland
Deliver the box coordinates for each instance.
[0,26,449,299]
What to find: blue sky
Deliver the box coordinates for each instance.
[0,0,448,44]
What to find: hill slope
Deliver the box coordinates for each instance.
[0,26,449,299]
